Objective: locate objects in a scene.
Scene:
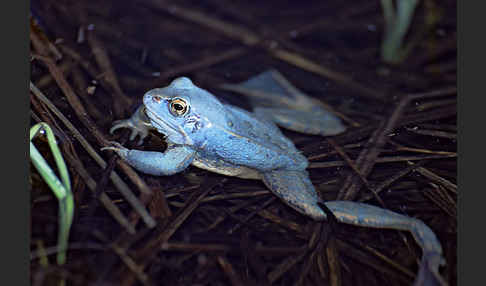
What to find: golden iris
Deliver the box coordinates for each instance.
[169,98,188,116]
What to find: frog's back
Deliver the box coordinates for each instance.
[202,104,308,172]
[226,105,294,150]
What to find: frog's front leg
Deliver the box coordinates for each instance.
[103,143,195,176]
[110,106,154,145]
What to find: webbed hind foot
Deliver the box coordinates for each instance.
[220,70,346,136]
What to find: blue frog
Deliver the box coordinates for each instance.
[104,70,444,285]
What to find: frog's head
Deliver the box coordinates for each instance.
[143,77,227,147]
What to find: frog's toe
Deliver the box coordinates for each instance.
[101,141,129,157]
[101,141,122,150]
[129,128,149,145]
[135,136,146,146]
[109,119,129,134]
[416,252,447,286]
[110,119,149,145]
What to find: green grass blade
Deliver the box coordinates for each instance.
[30,123,74,265]
[381,0,419,63]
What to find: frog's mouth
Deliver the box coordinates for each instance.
[144,107,191,144]
[144,107,175,133]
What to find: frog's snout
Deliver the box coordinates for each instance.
[143,92,159,103]
[143,91,166,107]
[151,95,163,103]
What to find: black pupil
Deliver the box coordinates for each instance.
[174,103,184,111]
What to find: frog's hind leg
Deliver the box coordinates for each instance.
[324,201,446,286]
[220,70,346,136]
[261,169,325,219]
[262,169,445,286]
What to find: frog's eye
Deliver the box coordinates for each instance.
[169,98,189,116]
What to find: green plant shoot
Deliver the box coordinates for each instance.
[30,122,74,265]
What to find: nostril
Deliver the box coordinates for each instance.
[153,95,162,103]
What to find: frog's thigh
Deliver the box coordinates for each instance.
[253,107,346,136]
[123,145,195,176]
[261,170,326,220]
